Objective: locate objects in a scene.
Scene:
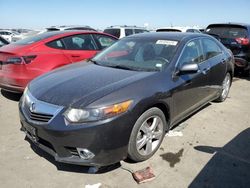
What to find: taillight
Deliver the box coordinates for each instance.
[22,55,37,64]
[235,38,249,45]
[6,57,23,64]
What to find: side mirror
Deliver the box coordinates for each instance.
[177,63,199,75]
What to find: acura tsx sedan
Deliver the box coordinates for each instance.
[19,32,234,167]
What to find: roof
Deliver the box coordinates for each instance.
[126,32,207,41]
[156,26,201,32]
[30,30,105,38]
[206,23,250,28]
[105,25,147,29]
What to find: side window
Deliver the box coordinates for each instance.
[125,29,133,36]
[93,34,117,49]
[186,29,194,33]
[0,40,4,46]
[178,39,203,66]
[62,34,97,50]
[46,39,65,49]
[202,38,222,60]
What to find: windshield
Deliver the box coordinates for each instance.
[206,26,248,39]
[92,37,178,72]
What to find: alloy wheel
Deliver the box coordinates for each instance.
[221,74,231,100]
[136,115,164,156]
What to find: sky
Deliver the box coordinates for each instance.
[1,0,250,30]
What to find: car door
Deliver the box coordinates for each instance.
[201,38,227,97]
[62,34,98,62]
[171,39,212,123]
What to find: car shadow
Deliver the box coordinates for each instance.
[233,72,250,81]
[0,89,22,101]
[170,103,212,131]
[25,137,121,174]
[189,128,250,187]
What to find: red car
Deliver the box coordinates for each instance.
[0,30,117,93]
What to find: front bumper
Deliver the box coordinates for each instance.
[19,101,135,167]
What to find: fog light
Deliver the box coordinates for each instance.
[77,148,95,160]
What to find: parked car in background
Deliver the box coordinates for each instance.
[46,25,96,31]
[11,26,97,42]
[0,30,21,42]
[0,36,9,47]
[0,30,117,93]
[205,23,250,75]
[156,26,201,33]
[19,32,233,167]
[11,30,48,42]
[104,25,149,38]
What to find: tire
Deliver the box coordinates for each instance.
[128,107,167,162]
[215,73,231,102]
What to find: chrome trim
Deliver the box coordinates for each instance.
[22,90,63,124]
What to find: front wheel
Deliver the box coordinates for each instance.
[215,73,231,102]
[128,107,167,162]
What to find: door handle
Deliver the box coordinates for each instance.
[71,55,80,58]
[221,59,226,64]
[202,67,210,74]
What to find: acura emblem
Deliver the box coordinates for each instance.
[30,102,36,112]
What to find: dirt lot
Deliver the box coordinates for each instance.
[0,77,249,188]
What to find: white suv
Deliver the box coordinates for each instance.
[104,25,149,39]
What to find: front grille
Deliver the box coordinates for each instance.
[22,90,63,124]
[24,106,53,123]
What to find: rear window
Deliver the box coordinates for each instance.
[104,29,121,38]
[206,25,248,39]
[13,31,63,45]
[156,29,181,32]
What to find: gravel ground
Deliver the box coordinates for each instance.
[0,77,249,188]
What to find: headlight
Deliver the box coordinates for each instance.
[64,100,133,123]
[21,86,29,107]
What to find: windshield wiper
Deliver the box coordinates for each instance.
[107,64,136,71]
[88,59,100,65]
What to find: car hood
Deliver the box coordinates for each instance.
[29,62,154,108]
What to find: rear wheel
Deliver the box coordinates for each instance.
[215,73,231,102]
[128,107,167,162]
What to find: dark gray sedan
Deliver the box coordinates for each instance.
[19,32,234,167]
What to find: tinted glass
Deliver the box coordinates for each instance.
[62,34,96,50]
[14,32,62,45]
[157,29,181,32]
[46,39,65,49]
[125,29,133,36]
[186,29,194,33]
[134,29,148,34]
[202,38,222,60]
[179,39,202,66]
[93,34,117,49]
[206,26,248,38]
[104,29,121,38]
[92,38,179,72]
